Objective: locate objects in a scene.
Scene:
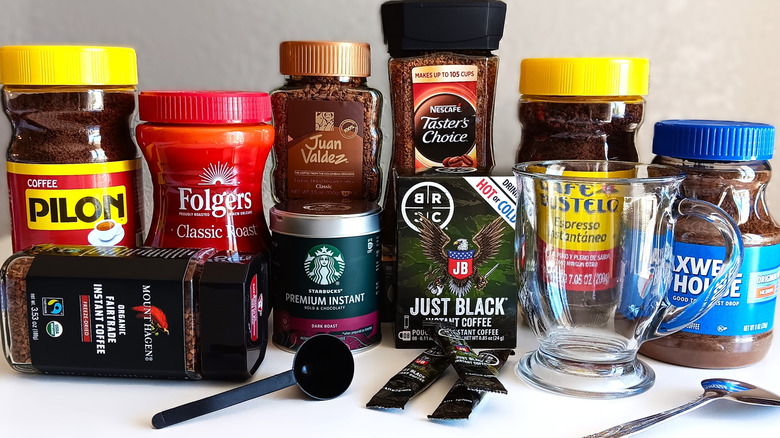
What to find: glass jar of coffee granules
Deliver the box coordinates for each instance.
[0,245,269,380]
[378,0,507,321]
[270,41,382,202]
[640,120,780,368]
[136,91,275,253]
[0,46,143,252]
[515,57,649,163]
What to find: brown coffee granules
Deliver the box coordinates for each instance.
[5,88,138,164]
[516,97,644,162]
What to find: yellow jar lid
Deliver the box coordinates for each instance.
[0,45,137,86]
[279,41,371,77]
[520,57,649,96]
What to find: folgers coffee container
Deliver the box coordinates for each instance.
[379,0,507,321]
[394,168,517,348]
[640,120,780,368]
[270,200,381,352]
[0,46,143,251]
[136,91,274,252]
[0,245,269,380]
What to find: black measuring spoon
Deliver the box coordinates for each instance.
[152,334,354,429]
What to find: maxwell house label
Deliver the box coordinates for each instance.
[395,167,517,349]
[6,160,142,251]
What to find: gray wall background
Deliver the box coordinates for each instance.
[1,0,779,259]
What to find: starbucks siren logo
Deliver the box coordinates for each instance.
[304,244,346,285]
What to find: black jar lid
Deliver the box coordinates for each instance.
[199,251,269,380]
[381,0,507,54]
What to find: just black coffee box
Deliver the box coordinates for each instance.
[394,167,517,348]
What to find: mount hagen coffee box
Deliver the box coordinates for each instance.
[394,167,517,348]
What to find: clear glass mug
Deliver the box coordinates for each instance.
[513,161,743,398]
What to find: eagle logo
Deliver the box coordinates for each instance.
[418,213,505,297]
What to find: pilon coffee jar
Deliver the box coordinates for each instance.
[136,91,275,253]
[515,57,649,163]
[269,200,381,352]
[640,120,780,368]
[0,46,143,251]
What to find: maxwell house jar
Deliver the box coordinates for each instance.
[0,46,143,251]
[136,91,275,253]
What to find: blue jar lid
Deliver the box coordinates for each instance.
[653,120,775,161]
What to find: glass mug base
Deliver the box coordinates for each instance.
[516,349,656,399]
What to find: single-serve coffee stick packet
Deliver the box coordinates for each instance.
[425,321,508,394]
[366,346,451,409]
[428,349,514,420]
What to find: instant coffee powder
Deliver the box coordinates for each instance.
[270,200,381,352]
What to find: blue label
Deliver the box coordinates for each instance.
[668,243,780,336]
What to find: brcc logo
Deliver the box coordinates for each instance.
[401,181,454,233]
[304,244,346,286]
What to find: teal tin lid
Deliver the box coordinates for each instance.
[653,120,775,161]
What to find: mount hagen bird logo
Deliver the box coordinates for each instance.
[417,213,504,297]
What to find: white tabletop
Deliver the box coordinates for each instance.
[1,321,778,437]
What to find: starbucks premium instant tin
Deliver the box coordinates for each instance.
[270,200,381,352]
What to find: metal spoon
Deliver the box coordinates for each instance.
[584,378,780,437]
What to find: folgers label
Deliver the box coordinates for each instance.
[534,171,630,292]
[270,200,381,352]
[412,65,477,170]
[6,160,142,251]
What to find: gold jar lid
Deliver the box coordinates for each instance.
[279,41,370,77]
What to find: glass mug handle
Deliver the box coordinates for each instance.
[651,198,744,338]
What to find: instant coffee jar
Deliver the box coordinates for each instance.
[270,41,382,202]
[515,57,649,163]
[0,245,269,379]
[136,91,275,253]
[640,120,780,368]
[0,46,143,251]
[270,200,381,352]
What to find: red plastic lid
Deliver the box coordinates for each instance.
[138,91,272,124]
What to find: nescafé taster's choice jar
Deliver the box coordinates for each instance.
[0,245,268,380]
[640,120,780,368]
[515,57,648,163]
[0,45,143,251]
[270,201,381,352]
[136,91,275,253]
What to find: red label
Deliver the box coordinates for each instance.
[250,274,258,342]
[6,160,143,252]
[538,239,619,291]
[80,295,91,343]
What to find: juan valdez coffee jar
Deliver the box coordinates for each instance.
[640,120,780,368]
[0,245,268,380]
[270,41,382,202]
[136,91,274,253]
[0,46,143,251]
[270,200,381,352]
[515,58,648,163]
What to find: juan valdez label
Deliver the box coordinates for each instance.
[412,65,478,170]
[6,160,142,251]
